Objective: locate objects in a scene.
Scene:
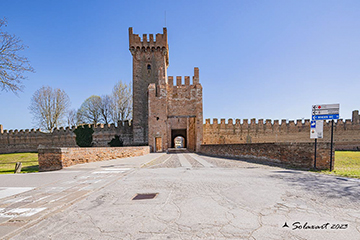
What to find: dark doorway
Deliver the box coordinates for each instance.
[171,129,187,148]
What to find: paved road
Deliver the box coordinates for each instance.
[0,153,359,239]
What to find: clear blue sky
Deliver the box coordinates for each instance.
[1,0,360,130]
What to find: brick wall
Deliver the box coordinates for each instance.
[203,116,360,151]
[200,142,333,170]
[0,122,133,154]
[38,145,150,171]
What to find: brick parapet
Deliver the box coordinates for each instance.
[203,116,360,150]
[200,142,332,170]
[38,146,150,171]
[129,27,168,49]
[0,122,134,154]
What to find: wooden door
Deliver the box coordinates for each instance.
[155,137,162,152]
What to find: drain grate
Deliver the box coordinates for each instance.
[132,193,158,200]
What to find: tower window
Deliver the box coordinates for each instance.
[147,64,151,70]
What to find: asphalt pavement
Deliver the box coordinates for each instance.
[0,152,359,239]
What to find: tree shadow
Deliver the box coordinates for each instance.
[269,170,360,203]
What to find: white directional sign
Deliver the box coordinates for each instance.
[310,120,323,139]
[312,103,340,120]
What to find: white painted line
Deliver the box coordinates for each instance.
[92,171,126,174]
[43,187,68,193]
[33,196,50,203]
[0,207,46,218]
[178,154,192,168]
[49,195,68,203]
[0,187,35,200]
[77,176,91,180]
[3,196,32,204]
[189,154,214,168]
[92,168,130,174]
[101,168,131,171]
[80,179,102,184]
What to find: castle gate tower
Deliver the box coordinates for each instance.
[148,67,203,152]
[129,27,169,145]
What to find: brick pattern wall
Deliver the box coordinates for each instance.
[203,116,360,151]
[38,146,150,171]
[200,143,333,170]
[0,122,133,154]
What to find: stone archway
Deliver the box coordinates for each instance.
[171,129,187,148]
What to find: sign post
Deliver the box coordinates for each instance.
[310,119,323,169]
[330,120,334,171]
[311,104,339,171]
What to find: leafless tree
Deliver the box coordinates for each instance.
[99,95,112,124]
[77,95,102,125]
[111,81,132,124]
[29,86,70,132]
[0,18,34,93]
[67,108,77,127]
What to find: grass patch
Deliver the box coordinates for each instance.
[0,153,38,174]
[317,151,360,179]
[333,151,360,178]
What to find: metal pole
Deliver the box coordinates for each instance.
[314,138,317,169]
[330,120,334,171]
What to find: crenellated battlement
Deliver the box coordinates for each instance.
[129,27,168,51]
[148,67,202,101]
[0,121,133,136]
[0,122,134,154]
[204,118,358,128]
[167,67,200,86]
[203,112,360,150]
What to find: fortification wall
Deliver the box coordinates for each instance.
[203,116,360,150]
[200,142,332,170]
[0,122,133,154]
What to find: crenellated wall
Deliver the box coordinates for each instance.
[203,113,360,150]
[0,121,133,154]
[148,67,203,152]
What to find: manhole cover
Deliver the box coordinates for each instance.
[132,193,158,200]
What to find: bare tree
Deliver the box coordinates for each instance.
[0,18,34,93]
[29,86,70,132]
[111,81,132,124]
[67,108,77,127]
[77,95,102,125]
[99,95,112,124]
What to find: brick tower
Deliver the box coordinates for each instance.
[129,27,169,145]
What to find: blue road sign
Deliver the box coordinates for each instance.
[310,120,316,128]
[313,114,339,120]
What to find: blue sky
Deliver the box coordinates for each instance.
[1,0,360,130]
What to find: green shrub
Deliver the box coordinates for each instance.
[108,135,124,147]
[73,125,94,147]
